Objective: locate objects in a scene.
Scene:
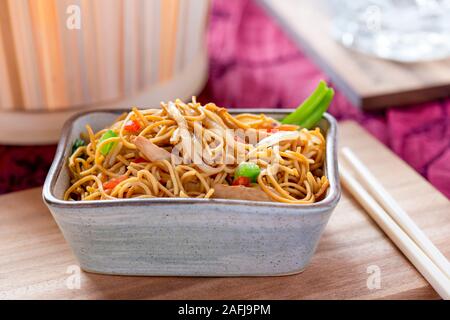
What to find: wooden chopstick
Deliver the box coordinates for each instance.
[341,147,450,280]
[339,164,450,299]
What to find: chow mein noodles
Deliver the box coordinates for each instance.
[65,99,329,204]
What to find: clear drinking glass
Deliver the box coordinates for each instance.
[329,0,450,62]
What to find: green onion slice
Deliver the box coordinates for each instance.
[99,130,118,155]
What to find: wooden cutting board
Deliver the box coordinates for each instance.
[259,0,450,110]
[0,121,449,299]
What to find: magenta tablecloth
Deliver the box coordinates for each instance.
[0,0,449,198]
[200,0,450,199]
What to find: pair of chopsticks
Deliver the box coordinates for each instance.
[339,147,450,300]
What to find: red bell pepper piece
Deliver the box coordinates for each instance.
[232,176,251,187]
[124,120,141,133]
[103,176,126,190]
[133,157,147,163]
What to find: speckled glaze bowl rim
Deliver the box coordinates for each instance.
[43,109,340,212]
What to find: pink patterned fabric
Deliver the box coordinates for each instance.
[201,0,450,198]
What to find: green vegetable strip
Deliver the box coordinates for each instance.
[299,88,334,129]
[71,138,86,155]
[99,130,118,156]
[281,80,328,125]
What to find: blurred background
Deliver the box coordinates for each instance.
[0,0,449,198]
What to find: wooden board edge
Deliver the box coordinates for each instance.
[257,0,450,110]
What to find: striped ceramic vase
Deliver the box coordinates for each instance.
[0,0,210,144]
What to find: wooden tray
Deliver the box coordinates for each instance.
[259,0,450,110]
[0,121,449,299]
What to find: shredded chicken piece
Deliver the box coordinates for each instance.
[132,136,171,161]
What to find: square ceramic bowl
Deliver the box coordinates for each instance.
[43,109,340,276]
